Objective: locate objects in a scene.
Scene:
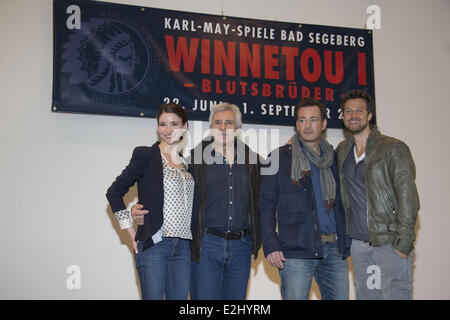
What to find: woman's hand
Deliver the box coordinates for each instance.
[131,203,148,225]
[126,228,138,254]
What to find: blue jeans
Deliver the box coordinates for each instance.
[279,243,349,300]
[351,239,414,300]
[190,233,252,300]
[134,237,190,300]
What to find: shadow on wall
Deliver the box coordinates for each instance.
[413,213,421,298]
[247,248,324,300]
[105,184,142,299]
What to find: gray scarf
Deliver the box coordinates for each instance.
[291,132,336,212]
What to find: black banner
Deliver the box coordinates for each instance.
[52,0,375,127]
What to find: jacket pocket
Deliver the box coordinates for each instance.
[381,189,396,213]
[278,190,308,213]
[278,213,308,250]
[278,172,308,212]
[279,171,303,193]
[366,160,397,221]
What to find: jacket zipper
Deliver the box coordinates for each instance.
[365,152,371,244]
[309,180,320,257]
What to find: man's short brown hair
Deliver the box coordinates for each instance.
[340,89,375,115]
[294,97,327,121]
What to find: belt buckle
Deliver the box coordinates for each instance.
[225,230,243,240]
[321,233,336,243]
[224,230,234,240]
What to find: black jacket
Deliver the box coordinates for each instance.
[189,138,262,263]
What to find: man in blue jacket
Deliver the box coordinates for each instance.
[259,97,351,300]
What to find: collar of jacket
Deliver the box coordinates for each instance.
[338,125,380,168]
[343,124,380,150]
[366,125,381,150]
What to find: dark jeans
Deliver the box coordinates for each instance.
[190,233,252,300]
[135,237,190,300]
[279,242,349,300]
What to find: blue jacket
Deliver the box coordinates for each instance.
[259,144,351,260]
[106,142,200,252]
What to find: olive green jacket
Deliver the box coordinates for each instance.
[336,126,420,255]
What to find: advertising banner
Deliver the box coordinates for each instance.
[52,0,375,127]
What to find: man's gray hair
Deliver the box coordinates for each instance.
[209,103,242,128]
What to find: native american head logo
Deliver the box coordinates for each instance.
[61,17,159,104]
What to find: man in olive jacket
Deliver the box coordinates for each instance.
[337,90,420,300]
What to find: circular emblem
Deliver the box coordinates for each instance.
[61,15,160,105]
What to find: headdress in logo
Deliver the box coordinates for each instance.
[61,17,159,105]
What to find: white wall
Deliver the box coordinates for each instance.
[0,0,449,299]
